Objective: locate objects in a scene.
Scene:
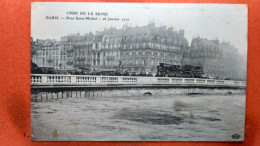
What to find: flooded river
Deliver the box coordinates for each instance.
[31,93,245,141]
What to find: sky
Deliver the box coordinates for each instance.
[31,2,248,56]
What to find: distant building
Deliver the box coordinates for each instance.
[59,44,67,70]
[41,41,61,70]
[190,37,245,79]
[31,37,41,65]
[92,28,122,71]
[120,23,189,74]
[60,33,94,70]
[91,23,189,74]
[220,42,246,80]
[31,39,61,70]
[91,33,104,70]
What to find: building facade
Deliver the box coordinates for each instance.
[190,37,245,79]
[60,33,94,70]
[91,23,189,74]
[92,28,122,71]
[31,23,245,79]
[120,23,189,74]
[31,39,61,70]
[220,42,246,80]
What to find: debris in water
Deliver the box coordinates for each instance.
[52,130,59,138]
[173,100,189,111]
[189,111,194,119]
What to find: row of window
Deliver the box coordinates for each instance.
[93,42,183,51]
[121,51,180,58]
[40,50,59,55]
[99,42,182,50]
[35,53,180,64]
[191,53,221,58]
[71,41,92,46]
[38,42,183,57]
[93,60,120,66]
[103,34,151,43]
[121,59,178,66]
[91,59,178,66]
[42,46,60,50]
[104,34,184,44]
[73,63,91,67]
[40,58,59,66]
[122,42,182,51]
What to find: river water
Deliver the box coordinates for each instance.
[31,93,245,141]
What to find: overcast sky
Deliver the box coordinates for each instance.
[31,2,248,56]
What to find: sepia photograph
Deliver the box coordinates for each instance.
[31,2,247,141]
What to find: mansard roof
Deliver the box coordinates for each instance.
[93,34,104,42]
[59,23,189,45]
[120,24,188,46]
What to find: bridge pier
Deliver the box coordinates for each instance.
[87,91,90,97]
[84,91,87,98]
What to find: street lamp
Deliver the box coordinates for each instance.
[118,60,122,72]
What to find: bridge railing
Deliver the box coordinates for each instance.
[31,74,246,87]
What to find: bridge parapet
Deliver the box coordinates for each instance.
[31,74,246,88]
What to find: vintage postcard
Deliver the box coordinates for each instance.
[31,2,247,141]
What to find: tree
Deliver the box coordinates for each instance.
[31,61,43,74]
